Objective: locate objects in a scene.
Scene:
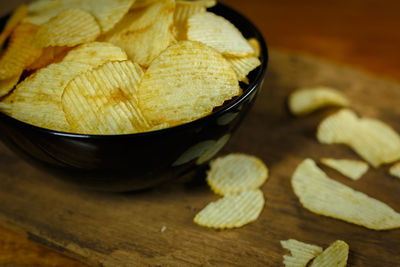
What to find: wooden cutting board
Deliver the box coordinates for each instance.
[0,50,399,266]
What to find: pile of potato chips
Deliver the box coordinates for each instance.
[0,0,261,134]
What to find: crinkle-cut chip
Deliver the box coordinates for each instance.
[62,61,151,135]
[0,4,28,49]
[320,158,369,180]
[0,74,21,98]
[225,56,261,83]
[0,23,42,80]
[33,8,100,47]
[196,134,231,165]
[194,190,264,229]
[389,162,400,179]
[289,86,349,116]
[63,42,128,67]
[280,239,323,267]
[207,153,268,195]
[317,109,400,167]
[7,61,92,132]
[176,0,216,8]
[247,38,261,57]
[131,0,159,9]
[138,41,240,126]
[102,0,175,67]
[26,46,71,70]
[187,12,254,56]
[310,240,349,267]
[25,0,134,33]
[292,159,400,230]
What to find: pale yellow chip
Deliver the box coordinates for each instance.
[26,46,71,71]
[194,190,264,229]
[25,0,134,33]
[225,56,261,83]
[187,12,254,56]
[0,4,28,49]
[288,86,349,116]
[62,61,151,135]
[320,158,369,180]
[317,109,400,167]
[310,240,349,267]
[206,153,268,195]
[138,41,240,126]
[389,162,400,179]
[131,0,159,9]
[0,74,21,98]
[292,158,400,230]
[33,8,100,47]
[0,23,42,80]
[280,239,323,267]
[247,38,261,57]
[7,61,92,132]
[102,0,175,67]
[62,42,128,66]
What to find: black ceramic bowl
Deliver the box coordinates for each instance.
[0,3,268,192]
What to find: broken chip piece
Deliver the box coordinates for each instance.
[206,153,268,195]
[320,158,369,180]
[310,240,349,267]
[280,239,323,267]
[292,159,400,230]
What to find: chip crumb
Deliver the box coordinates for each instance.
[161,226,167,232]
[310,240,349,267]
[280,239,323,267]
[320,158,369,180]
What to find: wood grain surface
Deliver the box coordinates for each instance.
[0,0,400,266]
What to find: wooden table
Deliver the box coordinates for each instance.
[1,0,399,266]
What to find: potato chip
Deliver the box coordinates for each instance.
[292,159,400,230]
[0,101,12,115]
[33,8,100,47]
[248,38,261,57]
[289,86,349,116]
[389,162,400,179]
[26,46,71,71]
[138,41,240,126]
[0,74,21,98]
[7,61,92,132]
[0,23,42,80]
[194,190,264,229]
[280,239,323,267]
[310,240,349,267]
[25,0,134,33]
[131,0,159,8]
[187,12,254,56]
[206,153,268,195]
[63,42,128,67]
[317,109,400,167]
[320,158,369,180]
[0,4,28,49]
[62,61,151,135]
[102,0,175,67]
[225,56,261,83]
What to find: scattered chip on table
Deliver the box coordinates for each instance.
[280,239,323,267]
[320,158,369,180]
[310,240,349,267]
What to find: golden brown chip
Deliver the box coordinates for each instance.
[320,158,369,181]
[225,56,261,83]
[33,8,100,47]
[0,4,28,49]
[389,162,400,179]
[310,240,349,267]
[7,61,92,131]
[289,86,349,116]
[292,158,400,230]
[62,61,151,135]
[207,153,268,195]
[138,41,240,126]
[0,101,12,115]
[187,12,254,56]
[26,46,71,71]
[317,109,400,167]
[0,23,42,80]
[247,38,261,57]
[194,190,264,229]
[280,239,323,267]
[0,74,21,98]
[102,0,175,67]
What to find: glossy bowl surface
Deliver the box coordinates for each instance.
[0,3,268,191]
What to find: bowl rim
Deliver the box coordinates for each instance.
[0,2,268,140]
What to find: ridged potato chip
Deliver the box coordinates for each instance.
[320,158,369,180]
[292,159,400,230]
[33,8,100,47]
[389,162,400,179]
[138,41,240,126]
[317,109,400,167]
[63,42,128,66]
[0,74,21,98]
[0,4,28,49]
[62,61,151,135]
[289,86,349,116]
[310,240,349,267]
[194,190,264,229]
[187,12,254,56]
[7,62,92,132]
[280,239,323,267]
[0,23,42,80]
[26,46,71,70]
[225,56,261,83]
[207,153,268,195]
[102,0,175,67]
